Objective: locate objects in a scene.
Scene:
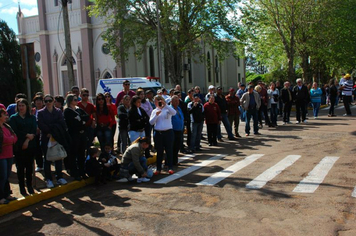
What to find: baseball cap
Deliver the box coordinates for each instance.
[240,83,245,87]
[208,85,215,90]
[217,86,222,90]
[229,88,235,92]
[193,93,200,98]
[345,74,351,78]
[248,85,254,90]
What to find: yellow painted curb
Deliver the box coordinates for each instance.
[0,177,95,217]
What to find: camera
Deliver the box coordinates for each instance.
[158,101,162,107]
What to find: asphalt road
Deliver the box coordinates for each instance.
[1,104,356,236]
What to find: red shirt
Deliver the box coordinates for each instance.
[225,94,241,116]
[115,90,136,107]
[0,126,17,159]
[96,107,113,128]
[203,102,221,124]
[108,103,117,125]
[78,102,96,127]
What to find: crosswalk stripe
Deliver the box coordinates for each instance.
[246,155,301,189]
[352,187,356,198]
[293,156,339,193]
[196,154,264,186]
[178,154,195,163]
[154,154,226,184]
[321,106,330,110]
[336,105,345,110]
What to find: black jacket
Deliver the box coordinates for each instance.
[118,105,129,128]
[293,85,310,103]
[281,87,293,103]
[128,107,149,131]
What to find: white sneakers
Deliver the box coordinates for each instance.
[57,178,67,185]
[303,120,308,123]
[35,167,44,172]
[137,177,150,183]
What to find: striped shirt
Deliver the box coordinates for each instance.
[339,78,354,96]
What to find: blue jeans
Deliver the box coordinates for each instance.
[96,127,112,151]
[217,113,234,139]
[154,129,174,171]
[126,156,147,177]
[239,106,246,122]
[190,121,203,150]
[270,104,278,125]
[128,130,145,143]
[0,158,13,199]
[245,108,259,134]
[312,102,321,117]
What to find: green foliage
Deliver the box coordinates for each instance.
[0,20,26,106]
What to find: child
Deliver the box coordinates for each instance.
[85,147,104,184]
[99,143,120,180]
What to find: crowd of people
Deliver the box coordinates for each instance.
[0,74,354,204]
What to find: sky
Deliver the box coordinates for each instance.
[0,0,38,33]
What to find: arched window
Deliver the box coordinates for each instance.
[149,46,155,76]
[207,52,211,83]
[104,72,112,79]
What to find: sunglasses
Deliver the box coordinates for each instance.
[97,98,104,101]
[105,95,111,98]
[73,99,78,102]
[44,99,53,103]
[81,94,89,97]
[123,83,130,86]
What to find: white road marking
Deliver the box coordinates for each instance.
[352,187,356,198]
[154,154,226,184]
[196,154,264,186]
[178,154,195,163]
[246,155,301,189]
[336,105,345,110]
[293,156,339,193]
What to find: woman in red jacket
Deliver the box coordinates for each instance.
[95,93,113,151]
[203,95,221,146]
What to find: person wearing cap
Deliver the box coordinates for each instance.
[187,94,204,152]
[240,85,261,136]
[115,80,136,107]
[205,85,215,102]
[339,73,353,116]
[215,87,235,141]
[225,88,241,137]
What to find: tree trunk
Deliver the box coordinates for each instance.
[62,0,75,88]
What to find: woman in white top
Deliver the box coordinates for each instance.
[149,95,176,175]
[267,82,280,127]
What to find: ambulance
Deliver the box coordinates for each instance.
[96,77,161,103]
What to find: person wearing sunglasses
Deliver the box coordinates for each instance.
[78,88,96,151]
[64,94,89,181]
[115,80,136,107]
[104,92,117,151]
[37,95,69,188]
[95,93,114,152]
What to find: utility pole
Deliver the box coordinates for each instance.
[62,0,75,88]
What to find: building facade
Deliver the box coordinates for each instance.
[17,0,245,96]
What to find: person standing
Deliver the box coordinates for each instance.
[281,81,293,124]
[267,82,279,127]
[37,95,68,188]
[187,94,205,152]
[328,79,338,117]
[170,95,184,165]
[115,80,136,106]
[150,95,176,175]
[64,94,89,181]
[10,99,37,196]
[225,88,241,137]
[128,95,149,142]
[78,88,96,151]
[95,93,113,152]
[117,95,131,154]
[339,73,353,116]
[204,95,221,146]
[276,81,283,117]
[215,87,235,141]
[310,82,323,119]
[240,85,261,136]
[104,92,118,150]
[293,78,310,124]
[0,108,18,204]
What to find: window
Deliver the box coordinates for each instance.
[102,43,110,55]
[61,57,76,66]
[237,56,240,67]
[238,73,241,82]
[104,72,112,79]
[207,52,211,82]
[34,52,41,62]
[55,0,58,7]
[149,46,155,76]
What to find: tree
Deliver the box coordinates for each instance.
[0,20,26,106]
[89,0,238,86]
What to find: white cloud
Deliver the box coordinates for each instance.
[1,6,38,16]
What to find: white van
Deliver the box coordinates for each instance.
[96,77,161,103]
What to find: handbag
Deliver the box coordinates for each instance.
[46,136,67,161]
